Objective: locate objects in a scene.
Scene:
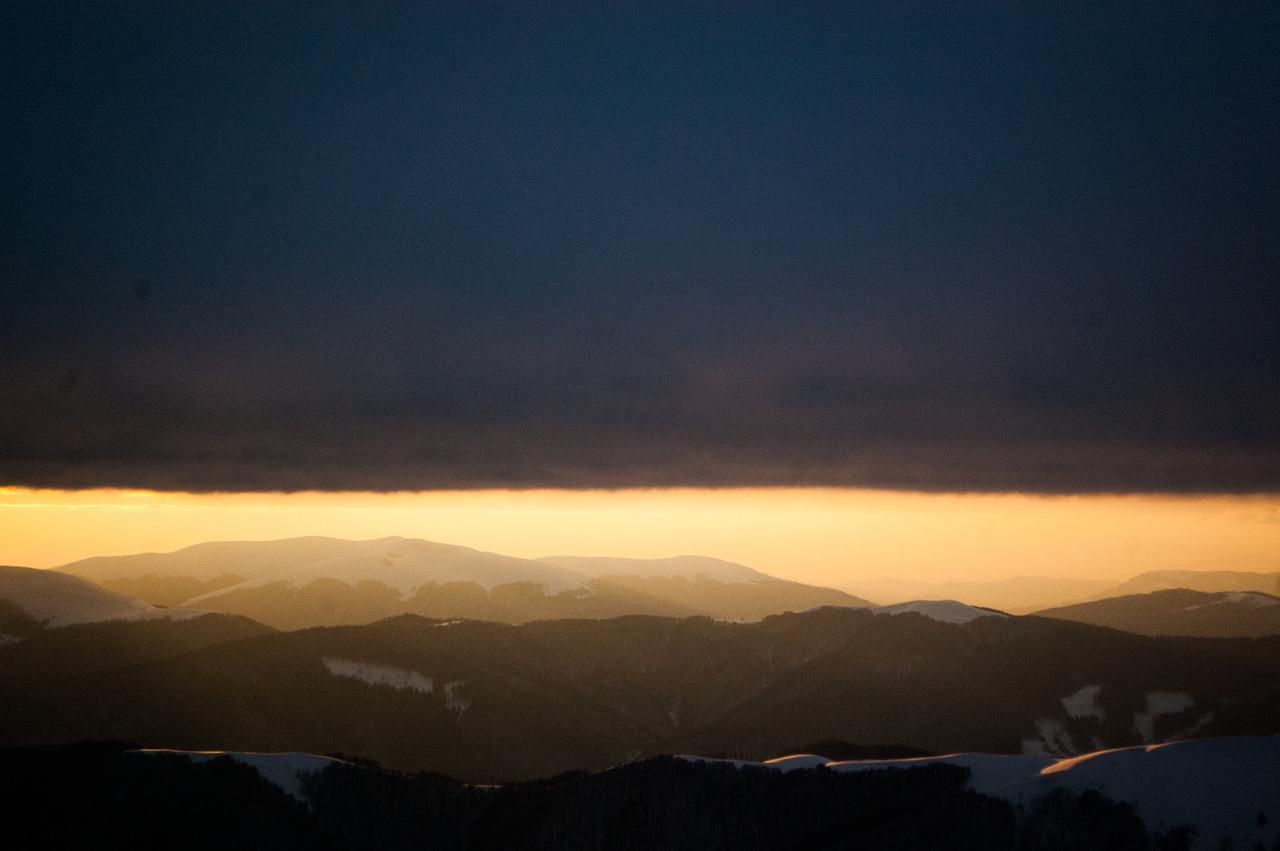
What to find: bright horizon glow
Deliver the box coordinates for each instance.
[2,487,1278,589]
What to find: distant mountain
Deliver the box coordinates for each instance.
[1033,589,1280,637]
[540,554,768,582]
[844,576,1113,614]
[872,599,1009,624]
[62,536,588,594]
[57,537,871,628]
[1089,569,1280,599]
[2,607,1276,782]
[0,565,202,631]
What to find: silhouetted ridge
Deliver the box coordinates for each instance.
[3,607,1278,783]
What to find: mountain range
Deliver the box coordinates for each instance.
[842,575,1115,614]
[4,538,1280,848]
[56,537,872,628]
[845,569,1280,614]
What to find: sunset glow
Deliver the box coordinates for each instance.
[4,487,1277,587]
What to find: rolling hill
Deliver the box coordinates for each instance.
[1091,570,1280,599]
[57,537,872,628]
[1033,589,1280,637]
[843,576,1114,614]
[2,607,1276,782]
[0,564,201,631]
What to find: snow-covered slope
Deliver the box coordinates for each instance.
[133,749,343,801]
[874,599,1009,624]
[539,554,767,582]
[682,736,1280,850]
[1028,738,1278,845]
[0,565,200,627]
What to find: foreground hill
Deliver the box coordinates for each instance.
[57,537,870,628]
[3,741,1193,851]
[0,564,202,632]
[0,613,272,683]
[688,735,1280,850]
[0,612,274,740]
[1035,589,1280,637]
[2,607,1276,782]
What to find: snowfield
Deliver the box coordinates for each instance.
[1060,684,1105,720]
[322,656,434,693]
[1022,717,1077,757]
[443,680,471,717]
[679,736,1280,850]
[1224,590,1280,607]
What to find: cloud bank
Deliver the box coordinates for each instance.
[2,4,1277,493]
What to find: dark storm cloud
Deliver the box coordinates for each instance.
[2,2,1278,493]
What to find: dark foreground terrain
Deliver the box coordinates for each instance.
[1,742,1207,851]
[4,607,1279,781]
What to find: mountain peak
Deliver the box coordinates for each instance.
[875,599,1010,624]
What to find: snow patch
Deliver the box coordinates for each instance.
[1020,718,1077,756]
[874,600,1008,624]
[1183,591,1280,611]
[134,749,342,802]
[1224,591,1279,607]
[1061,685,1105,721]
[1134,691,1193,742]
[322,657,433,693]
[444,680,471,717]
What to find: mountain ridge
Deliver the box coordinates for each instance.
[3,607,1277,782]
[52,537,872,627]
[1033,588,1280,637]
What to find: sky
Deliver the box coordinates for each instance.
[4,487,1280,588]
[2,4,1278,581]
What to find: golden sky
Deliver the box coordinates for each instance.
[2,487,1278,588]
